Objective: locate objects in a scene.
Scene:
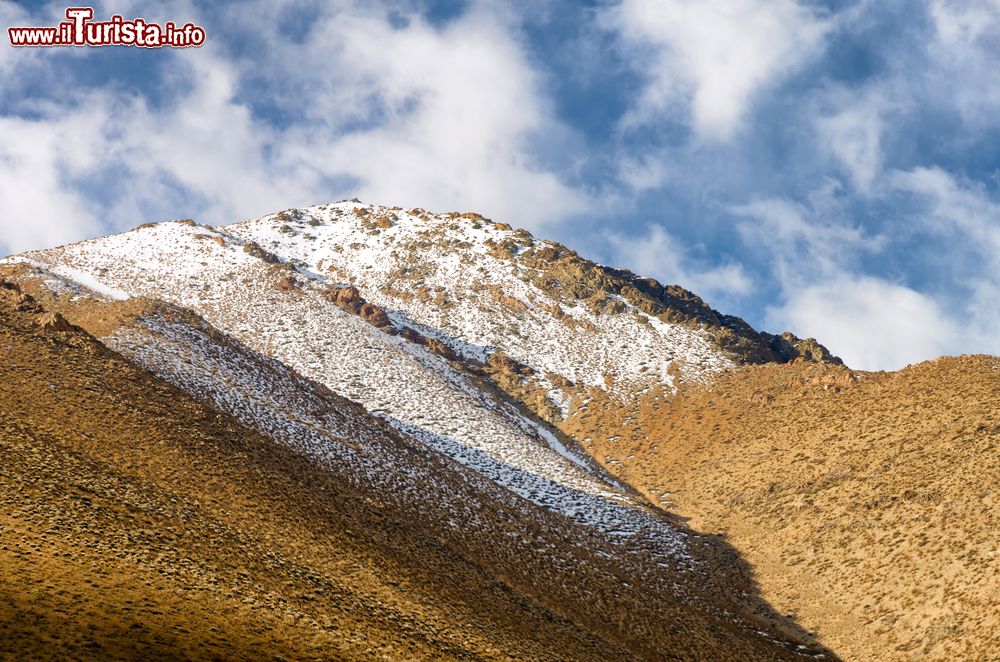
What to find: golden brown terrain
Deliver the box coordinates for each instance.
[0,283,623,660]
[569,360,1000,661]
[6,206,995,660]
[0,281,831,660]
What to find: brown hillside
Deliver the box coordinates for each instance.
[0,282,833,660]
[0,283,632,660]
[573,360,1000,661]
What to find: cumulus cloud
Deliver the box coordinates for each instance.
[0,105,107,254]
[604,224,751,307]
[765,276,959,370]
[606,0,830,139]
[198,0,588,230]
[108,53,323,227]
[288,5,587,230]
[0,0,586,258]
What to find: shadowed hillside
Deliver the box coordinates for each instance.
[0,283,626,660]
[0,281,832,660]
[4,200,993,660]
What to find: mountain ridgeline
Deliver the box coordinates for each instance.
[1,200,994,661]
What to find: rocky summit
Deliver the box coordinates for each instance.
[1,200,995,661]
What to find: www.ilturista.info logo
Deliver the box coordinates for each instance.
[8,7,205,48]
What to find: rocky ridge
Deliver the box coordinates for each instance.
[1,206,838,662]
[5,199,932,661]
[0,278,833,660]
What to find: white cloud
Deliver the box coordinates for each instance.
[0,1,30,78]
[109,52,323,227]
[616,153,671,191]
[730,191,884,286]
[797,2,1000,203]
[607,0,830,140]
[220,1,588,230]
[604,224,751,306]
[734,174,1000,369]
[925,0,1000,127]
[765,276,958,371]
[729,191,964,370]
[815,89,892,194]
[929,0,1000,45]
[0,0,586,259]
[889,166,1000,257]
[888,166,1000,352]
[0,106,107,255]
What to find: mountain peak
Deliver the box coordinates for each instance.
[5,200,996,660]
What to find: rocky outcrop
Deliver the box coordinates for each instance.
[0,281,43,313]
[324,285,364,313]
[765,332,843,365]
[485,350,534,377]
[359,302,391,328]
[487,284,528,312]
[397,327,459,361]
[323,284,458,360]
[242,241,281,264]
[504,238,842,366]
[323,285,391,328]
[37,311,75,332]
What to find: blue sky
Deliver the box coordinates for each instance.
[2,0,999,369]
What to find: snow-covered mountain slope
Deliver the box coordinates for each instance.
[1,277,833,660]
[4,217,690,558]
[2,202,836,551]
[227,203,734,395]
[224,202,837,391]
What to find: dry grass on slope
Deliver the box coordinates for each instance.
[0,281,836,661]
[0,286,634,661]
[591,360,1000,661]
[1,268,839,661]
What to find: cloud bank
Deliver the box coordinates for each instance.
[2,0,1000,369]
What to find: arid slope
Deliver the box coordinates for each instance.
[581,360,1000,661]
[0,281,830,660]
[0,282,630,660]
[7,201,992,660]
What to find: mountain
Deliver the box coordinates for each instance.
[1,199,995,660]
[0,284,820,661]
[2,282,638,660]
